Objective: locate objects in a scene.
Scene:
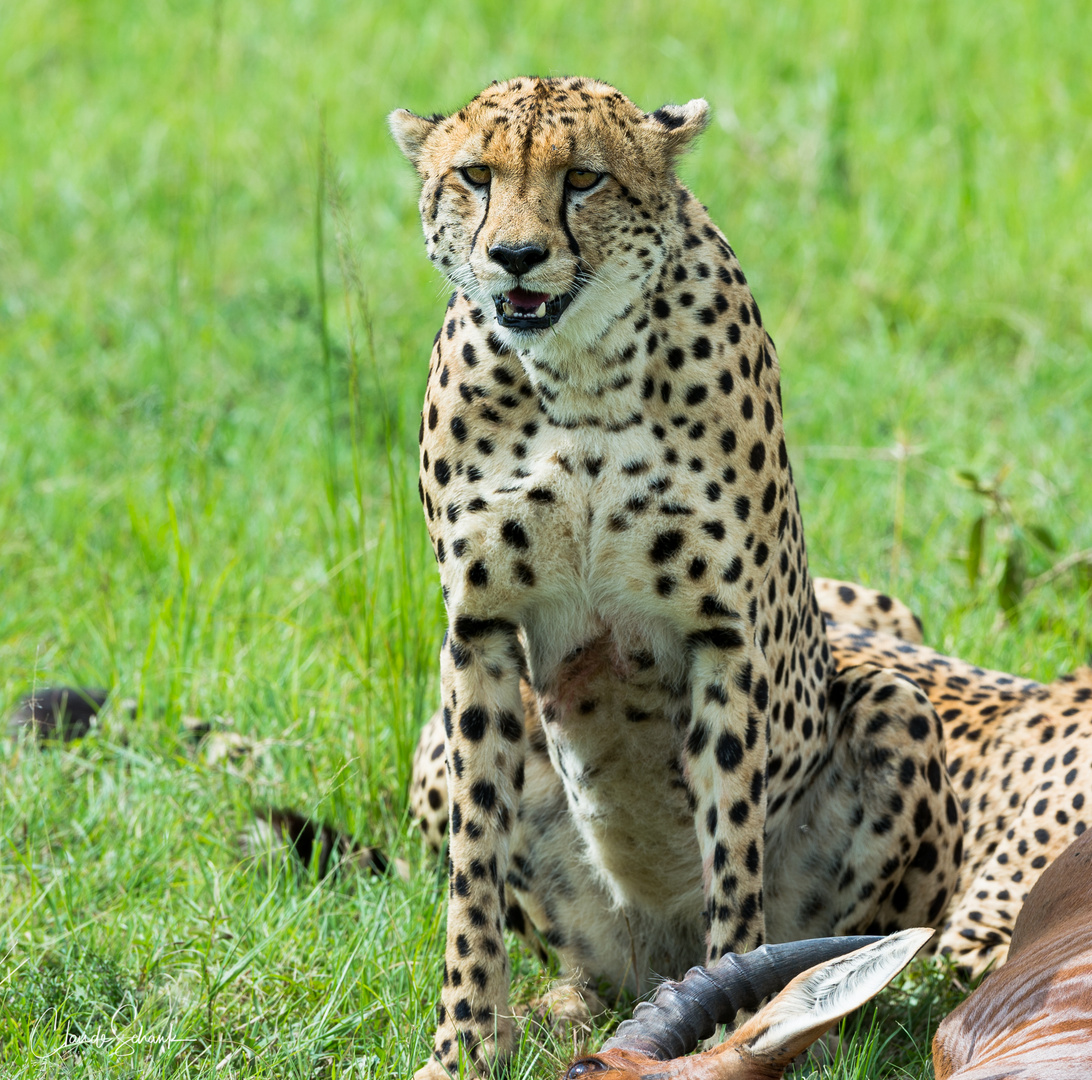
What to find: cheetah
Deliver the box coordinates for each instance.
[408,574,1092,974]
[391,77,966,1078]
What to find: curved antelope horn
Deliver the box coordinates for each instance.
[600,936,882,1061]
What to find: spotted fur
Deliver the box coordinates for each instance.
[824,621,1092,971]
[392,78,963,1078]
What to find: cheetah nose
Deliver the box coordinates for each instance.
[488,243,549,277]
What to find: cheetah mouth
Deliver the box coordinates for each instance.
[493,288,575,331]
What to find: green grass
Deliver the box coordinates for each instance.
[1,0,1090,1076]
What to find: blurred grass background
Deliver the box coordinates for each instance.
[1,0,1090,1076]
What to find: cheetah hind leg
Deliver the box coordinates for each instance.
[764,664,964,943]
[812,577,924,644]
[935,718,1092,977]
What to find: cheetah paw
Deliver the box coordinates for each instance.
[413,1051,510,1080]
[415,1016,515,1080]
[520,984,607,1039]
[413,1059,458,1080]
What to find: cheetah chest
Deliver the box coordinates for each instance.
[446,431,708,910]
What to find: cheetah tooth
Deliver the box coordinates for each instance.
[535,302,546,317]
[503,302,515,316]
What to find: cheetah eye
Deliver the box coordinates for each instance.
[461,164,491,187]
[566,169,602,191]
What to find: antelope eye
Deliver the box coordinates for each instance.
[461,165,491,186]
[566,169,601,191]
[565,1059,608,1079]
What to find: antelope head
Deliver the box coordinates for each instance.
[562,929,933,1080]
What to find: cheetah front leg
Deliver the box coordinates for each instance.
[418,617,527,1080]
[684,633,769,959]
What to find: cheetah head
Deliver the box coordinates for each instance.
[390,77,708,356]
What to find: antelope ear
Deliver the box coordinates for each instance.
[644,98,710,155]
[388,109,442,170]
[729,928,934,1069]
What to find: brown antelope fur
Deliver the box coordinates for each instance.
[932,828,1092,1079]
[392,77,966,1077]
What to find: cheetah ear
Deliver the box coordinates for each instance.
[389,109,442,170]
[645,98,710,156]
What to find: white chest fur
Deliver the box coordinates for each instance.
[472,427,704,914]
